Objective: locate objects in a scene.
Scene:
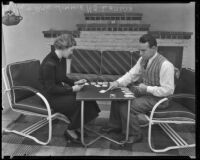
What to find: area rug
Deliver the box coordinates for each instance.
[2,114,195,157]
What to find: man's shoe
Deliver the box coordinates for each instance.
[137,114,149,127]
[101,126,121,133]
[120,134,143,144]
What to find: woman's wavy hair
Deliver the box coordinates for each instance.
[53,34,76,50]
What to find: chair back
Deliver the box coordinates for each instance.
[4,60,41,104]
[174,68,195,113]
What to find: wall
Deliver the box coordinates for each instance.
[2,3,195,65]
[2,4,85,64]
[182,34,195,69]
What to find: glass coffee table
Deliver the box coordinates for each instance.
[76,83,135,147]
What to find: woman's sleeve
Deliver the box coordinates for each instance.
[43,62,73,95]
[63,76,75,86]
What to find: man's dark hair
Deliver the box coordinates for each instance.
[139,34,157,48]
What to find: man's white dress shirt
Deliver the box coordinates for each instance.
[117,52,175,97]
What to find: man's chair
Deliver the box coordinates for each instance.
[144,68,195,152]
[2,59,70,145]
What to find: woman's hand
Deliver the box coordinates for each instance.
[72,85,84,92]
[74,79,87,85]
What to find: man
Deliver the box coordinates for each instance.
[103,34,175,144]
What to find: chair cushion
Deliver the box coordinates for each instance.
[174,68,195,113]
[6,60,42,103]
[67,73,99,82]
[13,95,53,115]
[71,49,101,74]
[101,51,132,75]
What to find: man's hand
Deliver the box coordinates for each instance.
[108,81,119,90]
[74,79,87,85]
[72,85,84,92]
[129,83,148,97]
[137,83,147,95]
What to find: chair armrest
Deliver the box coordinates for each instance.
[168,93,195,100]
[8,85,40,94]
[150,93,195,114]
[149,93,195,121]
[149,94,195,124]
[6,86,52,117]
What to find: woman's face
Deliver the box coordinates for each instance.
[62,47,74,58]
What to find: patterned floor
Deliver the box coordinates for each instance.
[2,114,195,157]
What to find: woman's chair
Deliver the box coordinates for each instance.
[2,59,70,145]
[144,68,195,152]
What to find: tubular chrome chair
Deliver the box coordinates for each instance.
[2,59,70,145]
[144,68,195,152]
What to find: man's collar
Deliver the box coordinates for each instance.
[148,52,158,63]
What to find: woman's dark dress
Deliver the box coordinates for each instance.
[39,51,100,130]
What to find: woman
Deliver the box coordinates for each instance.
[39,34,100,143]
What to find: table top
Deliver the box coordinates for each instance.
[76,84,135,101]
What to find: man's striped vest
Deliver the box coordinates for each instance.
[140,54,167,86]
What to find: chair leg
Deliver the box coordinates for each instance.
[148,122,195,153]
[3,113,71,145]
[3,116,54,145]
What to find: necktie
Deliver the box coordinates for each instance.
[144,60,148,69]
[143,59,149,69]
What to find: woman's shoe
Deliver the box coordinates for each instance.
[119,134,143,144]
[137,114,149,128]
[64,130,81,144]
[75,130,89,138]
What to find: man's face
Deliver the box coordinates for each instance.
[139,42,156,60]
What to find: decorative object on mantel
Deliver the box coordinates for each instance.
[2,1,23,26]
[42,29,80,38]
[148,31,193,40]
